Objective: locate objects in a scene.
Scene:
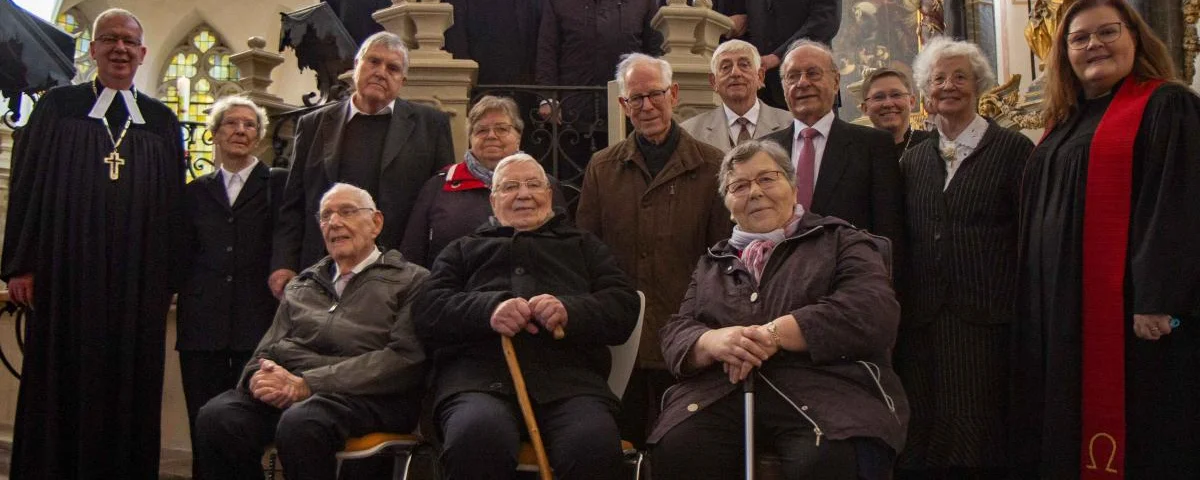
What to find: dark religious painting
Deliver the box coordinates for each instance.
[832,0,928,119]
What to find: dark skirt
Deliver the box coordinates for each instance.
[895,310,1009,469]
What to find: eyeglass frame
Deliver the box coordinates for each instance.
[95,34,143,48]
[495,178,549,195]
[316,206,375,225]
[929,72,974,88]
[471,123,516,137]
[219,119,260,131]
[862,91,913,105]
[724,170,788,197]
[782,68,828,86]
[620,89,670,109]
[1066,22,1129,50]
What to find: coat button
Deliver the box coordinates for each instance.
[750,292,759,303]
[225,275,233,282]
[514,267,526,275]
[227,217,234,223]
[725,266,734,273]
[687,403,699,412]
[225,246,233,252]
[490,382,503,390]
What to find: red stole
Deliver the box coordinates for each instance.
[1078,78,1162,478]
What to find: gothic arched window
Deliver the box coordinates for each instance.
[55,9,97,83]
[157,25,242,180]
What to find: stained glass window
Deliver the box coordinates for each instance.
[55,9,96,83]
[157,25,242,181]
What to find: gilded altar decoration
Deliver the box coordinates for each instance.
[1184,0,1199,83]
[1025,0,1075,68]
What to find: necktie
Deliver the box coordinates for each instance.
[335,272,355,297]
[795,128,819,209]
[735,117,752,145]
[226,173,244,206]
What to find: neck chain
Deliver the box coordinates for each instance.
[901,128,913,152]
[92,81,136,156]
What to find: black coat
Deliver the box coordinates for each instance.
[723,0,841,56]
[445,0,541,84]
[271,99,455,272]
[763,119,905,251]
[178,163,287,351]
[899,123,1032,326]
[414,213,639,410]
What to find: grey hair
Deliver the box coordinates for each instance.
[710,39,762,75]
[491,154,548,191]
[781,39,838,75]
[93,8,144,38]
[717,139,796,195]
[355,31,410,76]
[468,95,524,133]
[615,53,674,97]
[320,183,377,211]
[207,96,270,141]
[911,36,995,98]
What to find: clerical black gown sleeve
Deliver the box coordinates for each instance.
[1129,84,1200,316]
[0,88,62,281]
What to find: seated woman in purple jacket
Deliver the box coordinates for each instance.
[649,140,909,480]
[399,95,565,268]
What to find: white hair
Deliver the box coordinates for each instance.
[355,31,410,76]
[615,53,674,97]
[710,39,762,75]
[207,96,270,141]
[911,36,995,98]
[92,8,143,38]
[491,154,548,190]
[320,183,377,211]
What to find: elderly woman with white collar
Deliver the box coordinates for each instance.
[893,37,1033,478]
[650,140,906,480]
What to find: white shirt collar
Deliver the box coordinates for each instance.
[952,114,989,150]
[332,247,382,283]
[347,97,396,122]
[88,85,145,124]
[723,99,763,128]
[220,159,259,188]
[792,110,835,142]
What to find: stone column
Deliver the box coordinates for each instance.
[230,37,296,165]
[0,124,12,266]
[651,0,733,122]
[373,0,478,161]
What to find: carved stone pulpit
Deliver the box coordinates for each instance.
[229,37,290,112]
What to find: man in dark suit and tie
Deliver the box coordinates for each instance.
[270,31,455,297]
[763,40,903,251]
[178,96,287,479]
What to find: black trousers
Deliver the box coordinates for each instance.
[651,385,895,480]
[179,349,253,480]
[195,389,419,480]
[437,391,622,480]
[616,367,675,448]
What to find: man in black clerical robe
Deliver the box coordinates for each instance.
[0,9,185,480]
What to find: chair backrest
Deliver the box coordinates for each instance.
[607,291,646,399]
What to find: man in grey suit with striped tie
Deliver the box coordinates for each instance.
[681,39,793,153]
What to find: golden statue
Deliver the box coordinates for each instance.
[1025,0,1075,67]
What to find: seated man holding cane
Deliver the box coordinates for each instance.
[415,153,639,479]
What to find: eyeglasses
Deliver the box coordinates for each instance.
[621,89,669,109]
[316,206,374,224]
[95,34,143,48]
[220,119,259,131]
[864,91,912,104]
[1067,22,1127,50]
[725,170,786,197]
[471,124,515,137]
[930,72,973,88]
[782,68,826,86]
[496,179,547,195]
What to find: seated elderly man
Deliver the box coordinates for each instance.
[649,140,908,480]
[194,183,428,480]
[415,153,639,479]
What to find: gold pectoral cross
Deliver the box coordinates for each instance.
[105,151,125,181]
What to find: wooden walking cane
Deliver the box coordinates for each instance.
[502,325,564,480]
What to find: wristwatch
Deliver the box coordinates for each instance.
[766,320,781,348]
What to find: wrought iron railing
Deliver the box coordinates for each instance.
[0,301,26,380]
[180,120,216,182]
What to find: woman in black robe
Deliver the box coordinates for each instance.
[1012,0,1200,478]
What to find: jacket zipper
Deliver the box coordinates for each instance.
[756,371,824,446]
[857,360,901,424]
